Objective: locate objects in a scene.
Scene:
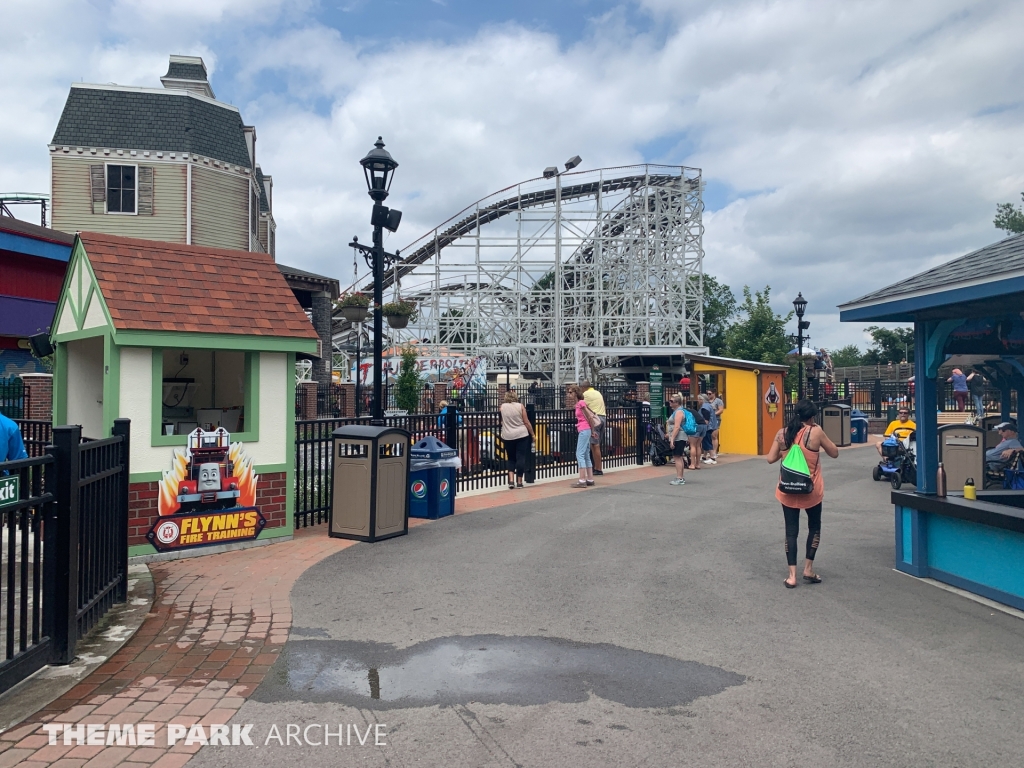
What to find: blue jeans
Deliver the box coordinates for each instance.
[973,394,984,418]
[576,429,593,468]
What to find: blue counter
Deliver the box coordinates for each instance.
[893,490,1024,610]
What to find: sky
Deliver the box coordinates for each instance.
[3,0,1024,351]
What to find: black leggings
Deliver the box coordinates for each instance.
[782,503,822,566]
[505,437,530,478]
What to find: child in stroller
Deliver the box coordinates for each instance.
[647,421,688,466]
[873,430,917,489]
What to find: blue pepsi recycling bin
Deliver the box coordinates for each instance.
[851,410,869,444]
[408,436,458,519]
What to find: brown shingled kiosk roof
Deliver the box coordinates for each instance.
[77,232,317,339]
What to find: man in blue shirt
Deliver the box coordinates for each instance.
[986,422,1022,471]
[1,412,28,463]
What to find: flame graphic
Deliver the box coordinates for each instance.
[157,446,191,517]
[229,442,259,508]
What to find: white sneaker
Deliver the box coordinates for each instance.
[701,457,712,464]
[669,478,686,485]
[709,457,718,464]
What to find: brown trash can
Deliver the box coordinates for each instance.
[330,425,410,542]
[821,404,851,447]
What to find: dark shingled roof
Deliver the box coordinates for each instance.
[51,86,252,168]
[255,167,270,213]
[842,233,1024,308]
[165,61,207,81]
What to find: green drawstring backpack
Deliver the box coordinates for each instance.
[778,427,814,495]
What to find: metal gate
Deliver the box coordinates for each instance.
[0,420,129,693]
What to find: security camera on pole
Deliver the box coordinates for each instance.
[350,137,403,425]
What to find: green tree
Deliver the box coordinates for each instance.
[394,346,422,413]
[724,286,793,365]
[995,193,1024,235]
[861,326,914,365]
[700,274,737,356]
[830,344,863,368]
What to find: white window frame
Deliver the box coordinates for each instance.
[104,162,139,216]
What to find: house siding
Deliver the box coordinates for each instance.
[51,155,187,242]
[191,164,249,251]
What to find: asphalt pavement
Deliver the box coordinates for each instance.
[190,446,1024,767]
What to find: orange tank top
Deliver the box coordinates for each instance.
[775,426,825,508]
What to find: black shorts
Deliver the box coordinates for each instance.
[672,440,687,457]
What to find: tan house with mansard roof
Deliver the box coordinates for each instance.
[48,55,276,257]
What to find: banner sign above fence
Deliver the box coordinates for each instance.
[147,507,266,551]
[0,476,18,509]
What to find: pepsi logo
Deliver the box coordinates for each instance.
[411,480,427,499]
[439,479,450,497]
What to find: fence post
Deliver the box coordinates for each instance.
[525,403,537,484]
[50,424,81,664]
[635,402,645,465]
[112,419,130,603]
[445,406,457,452]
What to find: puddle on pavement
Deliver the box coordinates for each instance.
[252,635,743,709]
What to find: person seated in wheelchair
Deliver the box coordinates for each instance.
[985,422,1022,473]
[877,408,916,456]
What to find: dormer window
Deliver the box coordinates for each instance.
[107,164,137,214]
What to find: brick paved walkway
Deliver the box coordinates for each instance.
[0,459,739,767]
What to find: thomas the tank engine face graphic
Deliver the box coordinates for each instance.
[176,429,240,511]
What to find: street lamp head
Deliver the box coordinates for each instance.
[360,137,399,202]
[564,155,582,171]
[543,166,558,179]
[792,292,807,318]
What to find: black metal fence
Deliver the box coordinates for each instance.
[16,420,53,458]
[0,377,25,419]
[306,380,651,419]
[294,404,647,527]
[0,420,129,694]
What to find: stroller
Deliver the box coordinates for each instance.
[873,431,917,489]
[646,422,688,466]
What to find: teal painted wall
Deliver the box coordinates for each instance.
[901,507,913,564]
[926,515,1024,599]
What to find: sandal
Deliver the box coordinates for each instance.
[802,574,822,584]
[586,480,595,486]
[570,481,589,488]
[784,579,797,589]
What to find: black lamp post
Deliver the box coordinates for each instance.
[793,292,810,401]
[350,137,402,425]
[497,352,515,389]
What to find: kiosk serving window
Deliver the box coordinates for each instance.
[157,349,257,443]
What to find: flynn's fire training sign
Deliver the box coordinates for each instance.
[147,427,263,552]
[148,508,266,551]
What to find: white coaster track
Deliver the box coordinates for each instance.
[344,164,706,383]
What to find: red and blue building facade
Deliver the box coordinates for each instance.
[0,217,74,375]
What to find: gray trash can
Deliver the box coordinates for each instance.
[938,423,985,492]
[330,425,410,542]
[822,403,851,447]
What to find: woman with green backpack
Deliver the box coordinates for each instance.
[766,400,839,589]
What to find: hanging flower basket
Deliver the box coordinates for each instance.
[336,293,370,323]
[382,300,417,329]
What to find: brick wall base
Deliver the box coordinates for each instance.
[20,373,53,421]
[129,471,289,548]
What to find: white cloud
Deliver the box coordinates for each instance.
[2,0,1023,351]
